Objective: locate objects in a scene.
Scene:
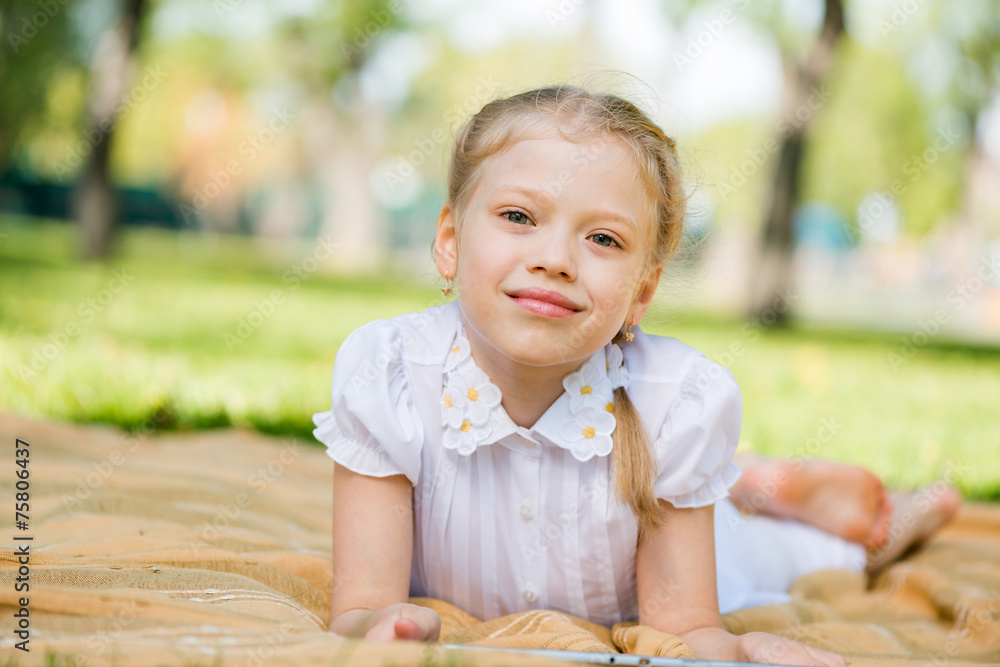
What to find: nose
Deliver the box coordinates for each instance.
[527,224,577,280]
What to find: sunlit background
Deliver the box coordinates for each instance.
[2,0,999,496]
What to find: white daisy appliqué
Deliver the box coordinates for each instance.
[556,344,628,462]
[563,362,614,414]
[440,321,629,461]
[441,332,502,455]
[559,399,615,461]
[606,343,629,391]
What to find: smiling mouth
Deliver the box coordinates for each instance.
[506,288,583,318]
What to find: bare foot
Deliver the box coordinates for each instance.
[730,454,892,549]
[865,483,962,574]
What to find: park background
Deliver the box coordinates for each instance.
[1,0,999,498]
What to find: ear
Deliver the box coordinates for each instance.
[433,203,458,280]
[629,265,662,325]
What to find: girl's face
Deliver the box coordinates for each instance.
[434,127,661,374]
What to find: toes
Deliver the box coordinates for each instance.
[937,485,963,519]
[865,487,893,550]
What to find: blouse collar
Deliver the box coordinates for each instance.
[440,319,629,462]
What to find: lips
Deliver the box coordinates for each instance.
[506,287,583,318]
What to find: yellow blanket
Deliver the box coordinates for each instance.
[1,413,998,666]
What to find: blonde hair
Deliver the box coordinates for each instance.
[447,85,687,535]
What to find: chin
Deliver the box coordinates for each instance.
[507,332,605,368]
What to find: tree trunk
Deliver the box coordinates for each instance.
[75,0,146,261]
[308,78,386,272]
[747,0,845,322]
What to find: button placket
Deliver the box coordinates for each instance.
[513,440,544,607]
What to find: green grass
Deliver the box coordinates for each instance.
[2,215,999,499]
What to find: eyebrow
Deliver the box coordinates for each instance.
[490,184,639,231]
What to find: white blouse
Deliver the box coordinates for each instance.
[313,301,742,626]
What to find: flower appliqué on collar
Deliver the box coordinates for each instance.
[440,323,629,462]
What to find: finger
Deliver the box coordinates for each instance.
[803,644,847,667]
[393,608,441,642]
[769,647,843,667]
[393,617,425,640]
[743,636,838,667]
[363,618,398,642]
[401,610,441,641]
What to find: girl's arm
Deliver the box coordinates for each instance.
[328,462,441,641]
[636,500,845,666]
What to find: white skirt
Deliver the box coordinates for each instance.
[714,498,867,614]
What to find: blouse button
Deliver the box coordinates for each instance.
[519,502,533,520]
[522,589,538,603]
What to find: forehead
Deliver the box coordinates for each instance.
[472,126,654,231]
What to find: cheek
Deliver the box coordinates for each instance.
[459,230,515,275]
[600,264,642,306]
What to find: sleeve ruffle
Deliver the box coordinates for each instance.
[311,320,423,486]
[652,355,743,509]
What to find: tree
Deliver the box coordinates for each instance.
[0,0,151,260]
[270,0,409,269]
[662,0,847,322]
[0,0,81,175]
[745,0,845,323]
[895,1,1000,236]
[75,0,150,260]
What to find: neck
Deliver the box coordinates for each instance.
[463,325,587,429]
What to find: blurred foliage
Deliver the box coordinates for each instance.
[803,40,964,235]
[0,0,96,174]
[3,0,997,242]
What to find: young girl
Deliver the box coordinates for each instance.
[313,85,958,665]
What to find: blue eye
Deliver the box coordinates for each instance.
[502,211,530,224]
[589,233,618,247]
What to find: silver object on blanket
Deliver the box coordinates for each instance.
[440,643,801,667]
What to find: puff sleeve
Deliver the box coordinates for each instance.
[312,320,424,486]
[652,355,743,508]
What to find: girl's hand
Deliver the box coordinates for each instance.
[361,602,441,642]
[736,632,846,667]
